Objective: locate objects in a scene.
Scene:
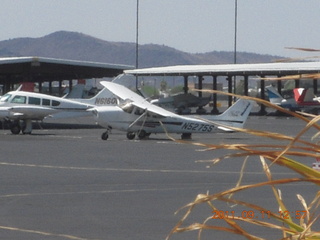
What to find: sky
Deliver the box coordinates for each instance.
[1,0,320,59]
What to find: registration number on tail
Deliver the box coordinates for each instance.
[181,123,214,132]
[94,98,118,105]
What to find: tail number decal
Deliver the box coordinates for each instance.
[95,97,117,105]
[181,123,214,132]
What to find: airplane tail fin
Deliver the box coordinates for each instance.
[207,99,253,130]
[293,88,314,104]
[70,83,119,106]
[16,82,35,92]
[64,84,86,99]
[266,86,284,105]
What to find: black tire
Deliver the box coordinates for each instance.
[127,132,135,140]
[10,125,21,135]
[138,130,147,139]
[101,132,109,140]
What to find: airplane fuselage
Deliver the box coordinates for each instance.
[0,90,93,134]
[95,105,216,134]
[0,91,92,119]
[92,81,252,140]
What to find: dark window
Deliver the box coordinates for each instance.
[134,108,142,115]
[28,97,41,105]
[52,100,60,106]
[42,99,50,106]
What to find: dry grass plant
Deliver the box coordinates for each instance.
[164,91,320,240]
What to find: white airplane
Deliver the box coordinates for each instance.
[0,84,118,135]
[90,81,253,140]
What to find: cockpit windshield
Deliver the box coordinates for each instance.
[11,95,26,104]
[119,98,148,116]
[0,94,12,102]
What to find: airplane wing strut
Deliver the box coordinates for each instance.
[128,110,148,130]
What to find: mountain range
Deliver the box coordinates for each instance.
[0,31,282,68]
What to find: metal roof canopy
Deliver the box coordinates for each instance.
[124,62,320,76]
[125,62,320,115]
[0,56,133,85]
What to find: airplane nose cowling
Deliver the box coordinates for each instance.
[0,109,10,118]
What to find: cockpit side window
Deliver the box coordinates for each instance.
[11,95,26,104]
[52,100,61,106]
[0,94,12,102]
[134,107,145,115]
[42,99,51,106]
[28,97,41,105]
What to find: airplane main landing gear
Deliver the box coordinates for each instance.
[10,122,21,135]
[139,131,151,140]
[21,119,32,134]
[126,132,135,140]
[126,131,150,140]
[7,119,33,135]
[138,130,147,139]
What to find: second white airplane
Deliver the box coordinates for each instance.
[0,84,118,135]
[91,82,253,140]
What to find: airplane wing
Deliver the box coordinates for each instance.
[100,81,146,102]
[130,98,173,118]
[0,105,58,120]
[99,81,173,117]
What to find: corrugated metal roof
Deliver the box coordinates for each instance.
[124,62,320,76]
[0,57,134,85]
[0,56,133,70]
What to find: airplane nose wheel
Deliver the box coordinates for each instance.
[101,132,109,140]
[101,127,112,140]
[9,120,21,135]
[10,125,21,135]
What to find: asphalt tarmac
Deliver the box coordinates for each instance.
[0,116,319,240]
